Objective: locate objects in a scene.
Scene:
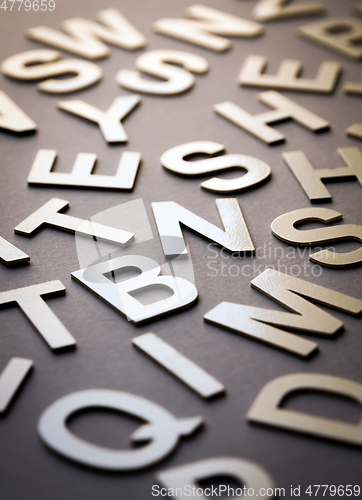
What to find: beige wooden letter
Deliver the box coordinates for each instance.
[214,91,329,144]
[160,141,271,193]
[271,207,362,268]
[26,8,146,59]
[57,95,140,143]
[253,0,326,22]
[0,91,36,133]
[116,50,208,96]
[1,50,102,94]
[247,373,362,446]
[347,124,362,140]
[299,18,362,61]
[283,148,362,202]
[344,81,362,95]
[204,268,362,357]
[238,56,340,94]
[153,4,263,52]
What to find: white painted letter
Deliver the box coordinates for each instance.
[0,281,76,351]
[132,333,225,398]
[28,150,141,190]
[71,255,198,324]
[38,389,203,470]
[157,457,275,500]
[14,198,134,246]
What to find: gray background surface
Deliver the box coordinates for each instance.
[0,0,361,498]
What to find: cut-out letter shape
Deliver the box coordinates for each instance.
[153,4,263,52]
[0,358,33,413]
[152,199,254,257]
[132,333,225,398]
[161,141,271,193]
[271,207,362,268]
[344,81,362,95]
[38,389,204,470]
[116,50,208,96]
[26,8,147,59]
[157,457,276,500]
[204,268,362,357]
[27,150,141,190]
[214,91,329,145]
[1,50,102,94]
[0,236,30,266]
[247,373,362,446]
[0,281,76,351]
[238,56,340,94]
[14,198,134,246]
[347,124,362,140]
[71,255,198,324]
[253,0,326,22]
[57,95,140,143]
[299,18,362,61]
[283,148,362,202]
[0,90,37,134]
